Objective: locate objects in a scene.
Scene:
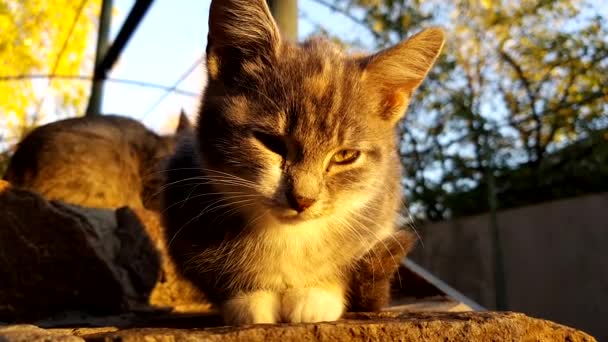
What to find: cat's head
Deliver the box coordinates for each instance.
[197,0,444,222]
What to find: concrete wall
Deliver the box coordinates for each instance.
[410,192,608,341]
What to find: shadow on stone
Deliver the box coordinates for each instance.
[0,181,160,322]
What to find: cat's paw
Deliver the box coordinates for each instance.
[280,287,345,323]
[222,290,281,325]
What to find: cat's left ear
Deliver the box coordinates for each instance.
[362,27,445,124]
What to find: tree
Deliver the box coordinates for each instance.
[0,0,101,144]
[437,1,608,217]
[309,0,608,221]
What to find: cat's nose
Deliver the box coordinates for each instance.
[287,193,317,213]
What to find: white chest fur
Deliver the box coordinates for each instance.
[240,213,393,290]
[244,218,348,289]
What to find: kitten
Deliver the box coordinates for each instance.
[3,112,191,211]
[162,0,444,325]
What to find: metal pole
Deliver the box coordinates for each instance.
[85,0,113,116]
[267,0,298,41]
[94,0,154,77]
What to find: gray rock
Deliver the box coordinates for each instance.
[0,181,159,321]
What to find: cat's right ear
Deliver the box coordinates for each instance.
[176,109,193,134]
[361,27,445,124]
[206,0,281,81]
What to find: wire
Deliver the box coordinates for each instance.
[307,0,381,39]
[140,54,205,119]
[32,0,89,122]
[0,74,199,97]
[110,77,199,97]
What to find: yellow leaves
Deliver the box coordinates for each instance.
[372,19,384,33]
[0,0,101,136]
[358,0,383,8]
[444,0,605,147]
[400,14,411,29]
[568,84,579,94]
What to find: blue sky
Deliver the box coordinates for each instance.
[102,0,375,133]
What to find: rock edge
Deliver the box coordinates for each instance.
[1,311,597,342]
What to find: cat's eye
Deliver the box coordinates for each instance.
[331,149,361,165]
[252,131,287,157]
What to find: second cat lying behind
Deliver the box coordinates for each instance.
[4,113,191,211]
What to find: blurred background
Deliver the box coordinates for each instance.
[0,0,607,339]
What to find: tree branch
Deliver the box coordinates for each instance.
[500,49,543,164]
[308,0,381,40]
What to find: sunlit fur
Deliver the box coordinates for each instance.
[161,0,445,325]
[4,114,191,211]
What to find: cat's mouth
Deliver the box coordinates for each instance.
[269,206,322,223]
[255,197,326,223]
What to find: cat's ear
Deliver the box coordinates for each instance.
[362,27,445,123]
[176,109,192,134]
[206,0,281,81]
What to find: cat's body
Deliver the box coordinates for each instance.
[162,0,444,325]
[4,113,191,211]
[163,135,401,323]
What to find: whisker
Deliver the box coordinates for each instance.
[166,196,256,248]
[351,202,410,257]
[152,176,259,200]
[344,210,403,285]
[210,199,257,223]
[161,191,258,214]
[336,216,384,286]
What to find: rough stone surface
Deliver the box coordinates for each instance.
[0,181,159,322]
[0,311,597,342]
[0,324,84,342]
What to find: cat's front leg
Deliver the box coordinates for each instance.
[222,290,281,325]
[280,284,345,323]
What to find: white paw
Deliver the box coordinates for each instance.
[222,290,280,325]
[280,287,344,323]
